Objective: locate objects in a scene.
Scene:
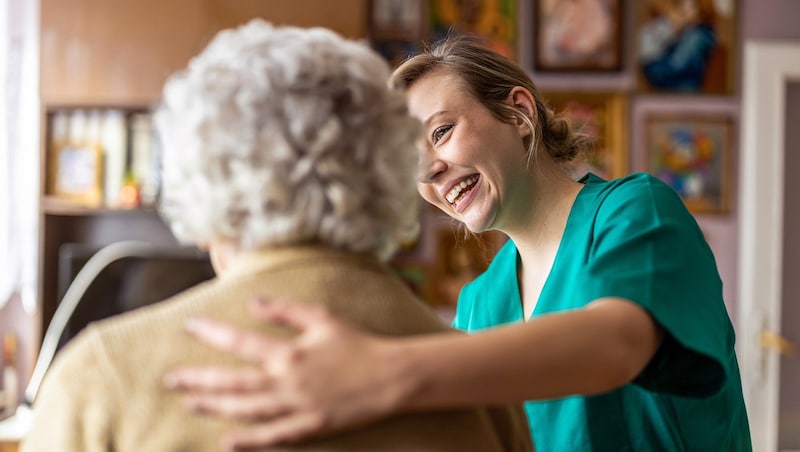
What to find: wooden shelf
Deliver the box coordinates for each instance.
[42,196,157,216]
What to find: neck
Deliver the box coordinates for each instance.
[501,166,583,260]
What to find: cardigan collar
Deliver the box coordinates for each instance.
[220,244,383,281]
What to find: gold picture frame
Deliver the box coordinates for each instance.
[542,91,628,180]
[51,143,103,206]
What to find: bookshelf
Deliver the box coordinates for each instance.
[36,0,366,337]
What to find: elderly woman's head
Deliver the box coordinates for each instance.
[156,20,420,261]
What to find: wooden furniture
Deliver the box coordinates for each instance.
[37,0,367,339]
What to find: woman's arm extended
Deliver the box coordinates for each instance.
[165,297,662,449]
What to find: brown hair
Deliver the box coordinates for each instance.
[390,34,593,165]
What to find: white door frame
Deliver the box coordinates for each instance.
[738,40,800,452]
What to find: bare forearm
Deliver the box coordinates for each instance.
[391,298,662,411]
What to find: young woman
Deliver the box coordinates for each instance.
[165,35,752,451]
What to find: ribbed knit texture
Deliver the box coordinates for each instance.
[22,245,532,452]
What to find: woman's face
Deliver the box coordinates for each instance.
[406,69,531,233]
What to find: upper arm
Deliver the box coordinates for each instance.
[585,297,665,379]
[583,178,731,396]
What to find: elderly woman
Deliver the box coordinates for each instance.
[21,20,532,452]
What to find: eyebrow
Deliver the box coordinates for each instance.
[422,111,449,128]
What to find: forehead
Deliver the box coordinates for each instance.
[406,69,476,121]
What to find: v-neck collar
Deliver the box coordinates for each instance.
[512,172,603,321]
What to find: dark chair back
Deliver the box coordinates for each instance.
[25,240,215,404]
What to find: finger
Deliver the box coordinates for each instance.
[183,317,287,362]
[184,393,292,422]
[221,412,328,449]
[250,298,337,331]
[163,367,269,392]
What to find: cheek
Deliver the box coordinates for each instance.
[417,182,438,206]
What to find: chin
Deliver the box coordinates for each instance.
[462,213,494,234]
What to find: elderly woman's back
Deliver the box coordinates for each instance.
[22,19,533,452]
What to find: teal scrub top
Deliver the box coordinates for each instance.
[453,173,752,451]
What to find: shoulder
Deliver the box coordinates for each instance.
[48,278,221,390]
[584,172,689,220]
[587,172,676,198]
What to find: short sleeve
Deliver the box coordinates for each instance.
[582,177,733,397]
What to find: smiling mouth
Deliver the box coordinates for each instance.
[445,175,479,205]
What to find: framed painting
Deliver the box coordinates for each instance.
[543,92,628,180]
[534,0,623,72]
[635,0,736,94]
[429,0,518,60]
[368,0,427,66]
[644,113,733,213]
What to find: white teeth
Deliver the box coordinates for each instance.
[445,175,479,204]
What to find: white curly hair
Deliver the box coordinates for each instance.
[156,20,421,261]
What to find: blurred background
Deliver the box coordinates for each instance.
[0,0,799,449]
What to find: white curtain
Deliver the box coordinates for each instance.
[0,0,40,313]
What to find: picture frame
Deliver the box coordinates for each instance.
[543,91,628,180]
[534,0,623,72]
[51,143,103,206]
[429,0,518,61]
[368,0,427,66]
[635,0,736,94]
[644,113,733,213]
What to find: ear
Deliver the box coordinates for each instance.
[507,87,537,136]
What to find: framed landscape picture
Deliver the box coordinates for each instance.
[534,0,623,72]
[644,113,733,213]
[543,92,628,180]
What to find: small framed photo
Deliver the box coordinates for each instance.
[534,0,623,72]
[51,143,103,205]
[430,0,518,60]
[635,0,736,94]
[543,92,628,180]
[368,0,427,66]
[644,114,733,213]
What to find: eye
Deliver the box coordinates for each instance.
[431,124,453,145]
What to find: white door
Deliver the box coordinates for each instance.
[738,41,800,452]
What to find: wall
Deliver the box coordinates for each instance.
[742,0,800,40]
[40,0,366,105]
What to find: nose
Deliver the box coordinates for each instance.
[417,148,448,183]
